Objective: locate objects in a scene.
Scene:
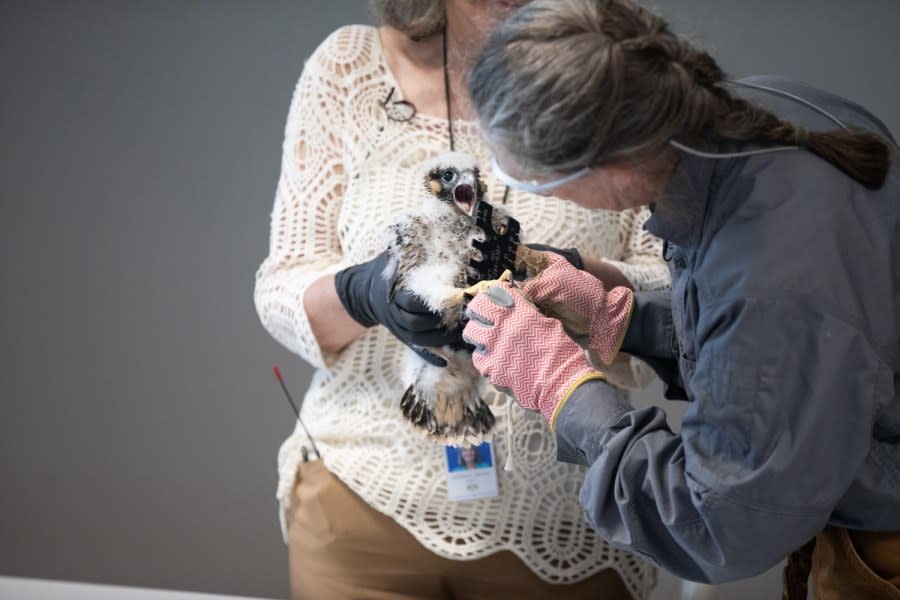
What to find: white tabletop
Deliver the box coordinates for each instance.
[0,577,274,600]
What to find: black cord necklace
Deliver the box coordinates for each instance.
[442,25,509,204]
[441,26,455,152]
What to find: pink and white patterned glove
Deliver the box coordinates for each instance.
[523,252,634,365]
[463,283,606,429]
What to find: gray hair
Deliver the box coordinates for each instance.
[369,0,445,40]
[470,0,890,188]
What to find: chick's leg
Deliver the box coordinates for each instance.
[439,270,513,326]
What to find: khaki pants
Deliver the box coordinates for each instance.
[810,526,900,600]
[285,460,636,600]
[785,526,900,600]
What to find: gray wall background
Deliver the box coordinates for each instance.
[1,1,897,599]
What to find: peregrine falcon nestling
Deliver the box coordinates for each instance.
[386,152,578,444]
[385,152,518,445]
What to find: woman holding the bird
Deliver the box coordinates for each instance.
[254,1,667,598]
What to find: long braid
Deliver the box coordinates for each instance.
[708,83,891,189]
[608,0,891,189]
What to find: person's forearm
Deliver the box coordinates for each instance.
[304,274,368,355]
[556,380,818,583]
[582,256,634,290]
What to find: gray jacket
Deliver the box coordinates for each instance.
[555,76,899,583]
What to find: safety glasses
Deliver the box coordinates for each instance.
[490,155,592,195]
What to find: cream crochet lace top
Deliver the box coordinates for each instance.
[254,25,669,598]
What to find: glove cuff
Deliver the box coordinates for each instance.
[334,265,377,328]
[548,371,607,430]
[588,287,635,365]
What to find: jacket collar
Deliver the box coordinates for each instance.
[644,152,717,249]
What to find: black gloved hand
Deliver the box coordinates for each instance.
[525,244,584,270]
[335,250,460,367]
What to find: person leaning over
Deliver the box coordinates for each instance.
[461,1,899,598]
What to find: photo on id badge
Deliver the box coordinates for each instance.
[444,441,499,501]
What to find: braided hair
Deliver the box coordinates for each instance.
[470,0,890,189]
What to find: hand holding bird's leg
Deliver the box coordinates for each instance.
[440,269,514,322]
[457,256,592,344]
[521,253,634,365]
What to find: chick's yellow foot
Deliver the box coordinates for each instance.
[441,269,514,311]
[462,269,513,298]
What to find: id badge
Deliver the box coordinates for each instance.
[444,441,499,501]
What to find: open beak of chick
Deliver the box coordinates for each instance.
[453,181,477,216]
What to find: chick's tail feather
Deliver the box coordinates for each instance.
[400,385,495,446]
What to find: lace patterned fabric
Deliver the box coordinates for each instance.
[254,25,668,599]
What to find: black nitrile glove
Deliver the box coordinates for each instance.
[525,244,584,270]
[335,250,460,367]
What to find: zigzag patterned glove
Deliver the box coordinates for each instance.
[522,252,634,365]
[463,284,605,429]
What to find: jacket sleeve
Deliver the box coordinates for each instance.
[254,29,353,369]
[619,290,686,399]
[556,294,885,583]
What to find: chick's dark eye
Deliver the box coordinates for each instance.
[442,170,455,183]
